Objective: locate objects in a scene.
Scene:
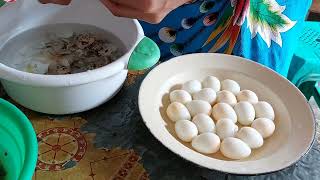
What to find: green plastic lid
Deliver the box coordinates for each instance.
[0,99,38,180]
[128,37,160,71]
[0,1,5,8]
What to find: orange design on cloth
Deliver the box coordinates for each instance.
[23,114,148,180]
[125,70,147,87]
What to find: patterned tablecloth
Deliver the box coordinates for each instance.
[1,71,320,180]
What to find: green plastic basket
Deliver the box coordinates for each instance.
[0,99,38,180]
[288,22,320,106]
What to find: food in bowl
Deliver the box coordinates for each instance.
[44,33,123,75]
[0,0,160,115]
[0,24,125,75]
[166,76,276,160]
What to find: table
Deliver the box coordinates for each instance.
[1,71,320,180]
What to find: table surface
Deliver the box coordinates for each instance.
[1,71,320,180]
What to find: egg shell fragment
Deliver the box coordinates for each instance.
[182,80,202,94]
[175,120,198,142]
[215,118,239,140]
[166,102,191,122]
[216,90,237,106]
[221,79,241,95]
[169,90,192,104]
[251,118,275,138]
[192,133,220,154]
[254,101,275,120]
[220,137,251,160]
[193,88,217,105]
[212,103,237,123]
[202,76,221,92]
[192,114,215,134]
[234,101,255,126]
[236,127,263,149]
[186,100,212,117]
[237,90,259,104]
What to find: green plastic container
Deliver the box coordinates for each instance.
[0,99,38,180]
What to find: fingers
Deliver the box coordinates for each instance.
[39,0,72,5]
[164,0,190,11]
[109,0,160,12]
[109,0,188,13]
[38,0,189,24]
[101,0,168,23]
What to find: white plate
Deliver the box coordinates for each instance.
[138,53,315,175]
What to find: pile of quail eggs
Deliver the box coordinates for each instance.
[166,76,276,160]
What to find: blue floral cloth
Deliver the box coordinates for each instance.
[140,0,312,76]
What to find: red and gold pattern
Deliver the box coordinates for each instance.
[37,127,87,171]
[29,116,148,180]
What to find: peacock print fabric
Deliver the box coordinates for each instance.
[140,0,312,76]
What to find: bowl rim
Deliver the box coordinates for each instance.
[138,53,316,175]
[0,98,38,179]
[0,21,144,87]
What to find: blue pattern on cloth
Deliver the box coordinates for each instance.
[140,0,312,77]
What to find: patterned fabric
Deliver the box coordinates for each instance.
[140,0,312,76]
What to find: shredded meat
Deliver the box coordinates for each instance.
[43,33,121,75]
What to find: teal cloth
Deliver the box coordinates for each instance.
[287,22,320,86]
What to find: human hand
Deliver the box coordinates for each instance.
[39,0,190,24]
[100,0,190,24]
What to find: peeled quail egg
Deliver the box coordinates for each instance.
[251,118,275,138]
[193,88,216,105]
[186,100,212,117]
[191,133,220,154]
[221,79,241,94]
[212,103,237,123]
[175,120,198,142]
[236,90,259,104]
[236,127,263,149]
[215,118,238,140]
[166,102,191,122]
[169,90,192,104]
[182,80,202,94]
[192,114,215,133]
[216,90,237,106]
[254,101,275,120]
[234,101,255,126]
[202,76,221,92]
[220,137,251,160]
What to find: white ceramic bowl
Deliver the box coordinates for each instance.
[139,53,315,175]
[0,0,159,114]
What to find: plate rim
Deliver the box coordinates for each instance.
[138,53,316,175]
